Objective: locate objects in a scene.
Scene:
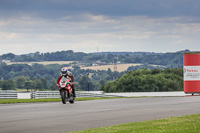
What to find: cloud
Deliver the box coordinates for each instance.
[0,32,22,40]
[0,0,200,54]
[1,13,200,53]
[173,23,200,35]
[1,0,200,19]
[171,40,183,45]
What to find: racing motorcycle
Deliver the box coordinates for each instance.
[59,76,75,104]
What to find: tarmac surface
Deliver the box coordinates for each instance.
[0,96,200,133]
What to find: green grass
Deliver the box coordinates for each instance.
[0,97,124,104]
[69,114,200,133]
[0,98,61,104]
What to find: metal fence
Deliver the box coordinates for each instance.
[0,91,121,99]
[0,91,187,99]
[31,91,60,99]
[0,90,18,99]
[32,91,120,99]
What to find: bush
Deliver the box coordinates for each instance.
[101,68,183,92]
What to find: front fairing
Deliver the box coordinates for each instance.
[59,76,72,93]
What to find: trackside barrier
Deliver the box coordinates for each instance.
[0,90,18,99]
[0,91,120,99]
[76,91,120,98]
[0,91,186,99]
[31,91,60,99]
[31,91,121,99]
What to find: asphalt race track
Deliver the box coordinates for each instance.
[0,97,200,133]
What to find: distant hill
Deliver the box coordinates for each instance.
[0,49,195,68]
[91,51,158,56]
[0,49,194,91]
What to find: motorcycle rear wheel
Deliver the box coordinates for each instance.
[69,94,74,104]
[69,99,74,104]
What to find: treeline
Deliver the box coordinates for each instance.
[0,62,184,92]
[0,63,120,91]
[0,49,192,68]
[1,51,87,61]
[101,68,183,92]
[0,51,102,63]
[0,77,51,91]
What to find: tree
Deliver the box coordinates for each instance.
[15,76,29,89]
[40,78,48,89]
[78,75,89,91]
[2,79,16,90]
[24,80,36,91]
[34,79,44,90]
[107,68,113,76]
[49,79,57,90]
[2,53,15,60]
[92,81,101,91]
[0,80,4,89]
[101,68,183,92]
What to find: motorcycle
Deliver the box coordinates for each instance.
[59,76,75,104]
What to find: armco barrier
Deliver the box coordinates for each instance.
[31,91,120,99]
[0,91,120,99]
[0,90,18,99]
[106,91,186,97]
[76,91,119,98]
[18,92,31,99]
[31,91,60,99]
[0,91,186,99]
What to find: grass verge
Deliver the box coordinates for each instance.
[69,114,200,133]
[0,97,124,104]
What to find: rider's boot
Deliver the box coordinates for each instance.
[72,88,76,97]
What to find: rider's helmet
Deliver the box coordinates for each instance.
[61,67,68,76]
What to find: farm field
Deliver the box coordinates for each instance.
[7,61,74,65]
[81,63,142,72]
[6,61,162,72]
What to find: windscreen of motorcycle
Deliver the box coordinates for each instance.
[60,77,67,88]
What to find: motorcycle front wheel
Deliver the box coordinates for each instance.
[61,90,67,104]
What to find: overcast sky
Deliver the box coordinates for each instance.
[0,0,200,55]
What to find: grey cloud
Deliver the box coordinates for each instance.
[0,0,200,19]
[0,0,200,54]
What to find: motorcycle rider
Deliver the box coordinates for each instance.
[57,67,76,97]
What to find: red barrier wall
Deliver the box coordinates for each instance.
[184,53,200,93]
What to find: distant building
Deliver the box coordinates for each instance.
[92,63,98,66]
[2,59,11,63]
